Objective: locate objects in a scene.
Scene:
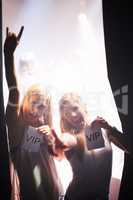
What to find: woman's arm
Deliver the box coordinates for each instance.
[4,27,24,148]
[91,116,130,153]
[107,127,131,154]
[37,126,75,156]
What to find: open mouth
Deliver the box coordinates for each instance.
[71,115,81,123]
[70,114,84,125]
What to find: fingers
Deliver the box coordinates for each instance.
[91,116,111,130]
[37,125,49,130]
[6,26,24,41]
[97,116,104,120]
[38,129,50,136]
[37,125,50,132]
[37,125,51,135]
[17,26,24,41]
[91,117,105,128]
[6,27,9,37]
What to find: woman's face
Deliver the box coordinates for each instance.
[61,100,85,129]
[26,93,48,127]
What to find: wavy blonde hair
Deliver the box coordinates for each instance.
[59,92,88,133]
[59,93,89,158]
[19,84,52,127]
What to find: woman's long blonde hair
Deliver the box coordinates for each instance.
[59,93,89,158]
[19,84,52,127]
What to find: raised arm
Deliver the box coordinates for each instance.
[4,27,24,148]
[4,27,24,89]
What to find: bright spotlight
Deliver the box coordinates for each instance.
[78,13,88,23]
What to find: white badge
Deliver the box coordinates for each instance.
[21,126,44,152]
[85,126,105,150]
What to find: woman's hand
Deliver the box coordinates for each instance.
[37,125,55,144]
[37,125,58,155]
[4,26,24,55]
[91,116,112,131]
[37,125,51,135]
[37,126,68,156]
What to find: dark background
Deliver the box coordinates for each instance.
[0,0,132,199]
[103,1,132,199]
[0,0,11,199]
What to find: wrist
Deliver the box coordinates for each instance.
[106,125,114,135]
[4,50,14,57]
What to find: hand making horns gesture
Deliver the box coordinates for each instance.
[4,26,24,55]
